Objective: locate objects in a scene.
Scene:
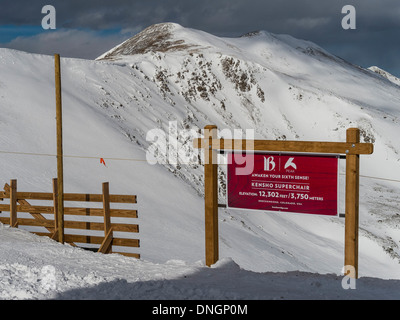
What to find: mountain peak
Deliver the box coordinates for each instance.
[97,23,199,60]
[240,30,263,38]
[368,66,400,86]
[97,22,339,66]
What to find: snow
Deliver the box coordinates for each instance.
[1,22,400,300]
[1,224,400,300]
[368,66,400,87]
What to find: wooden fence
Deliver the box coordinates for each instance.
[0,179,140,258]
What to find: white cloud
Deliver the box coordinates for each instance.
[2,29,128,59]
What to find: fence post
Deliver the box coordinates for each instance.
[345,128,360,279]
[204,125,219,267]
[99,182,113,254]
[52,178,59,240]
[10,179,17,228]
[55,54,65,244]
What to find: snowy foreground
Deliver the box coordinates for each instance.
[1,225,399,300]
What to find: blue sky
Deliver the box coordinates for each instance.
[1,0,399,77]
[0,25,44,42]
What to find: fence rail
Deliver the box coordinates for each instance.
[0,179,140,258]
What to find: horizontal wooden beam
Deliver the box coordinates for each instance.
[0,217,139,233]
[0,204,53,214]
[0,204,138,218]
[0,191,136,203]
[59,233,105,245]
[193,138,373,155]
[61,220,139,232]
[0,217,54,228]
[33,233,140,247]
[67,234,139,247]
[112,223,139,233]
[112,238,140,247]
[113,252,140,259]
[32,233,140,257]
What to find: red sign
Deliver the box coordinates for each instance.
[227,153,338,216]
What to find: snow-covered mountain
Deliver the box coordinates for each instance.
[96,23,400,177]
[1,22,400,298]
[368,66,400,87]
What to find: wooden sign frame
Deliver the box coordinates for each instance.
[194,126,373,278]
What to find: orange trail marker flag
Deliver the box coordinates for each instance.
[100,158,107,167]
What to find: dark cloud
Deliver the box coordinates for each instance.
[1,0,399,75]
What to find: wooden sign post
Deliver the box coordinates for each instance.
[194,126,373,278]
[54,54,64,244]
[345,128,360,278]
[204,125,219,267]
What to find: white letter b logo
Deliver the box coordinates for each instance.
[264,156,276,171]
